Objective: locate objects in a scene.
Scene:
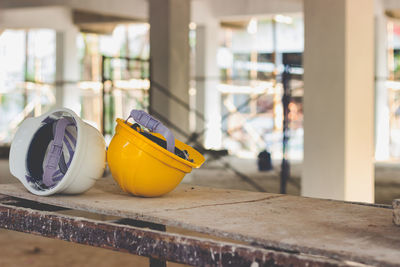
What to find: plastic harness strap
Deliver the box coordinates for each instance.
[52,122,68,175]
[42,118,70,187]
[128,110,175,153]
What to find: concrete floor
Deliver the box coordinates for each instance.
[0,157,400,266]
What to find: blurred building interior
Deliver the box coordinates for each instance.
[1,0,400,204]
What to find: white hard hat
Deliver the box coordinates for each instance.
[9,108,106,196]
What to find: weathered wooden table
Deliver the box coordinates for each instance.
[0,177,399,267]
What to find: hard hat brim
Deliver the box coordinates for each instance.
[9,116,43,183]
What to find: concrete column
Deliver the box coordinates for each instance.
[374,0,390,160]
[55,27,81,114]
[302,0,375,202]
[149,0,190,140]
[195,22,222,149]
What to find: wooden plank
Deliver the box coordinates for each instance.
[0,178,273,218]
[0,178,399,266]
[0,202,350,267]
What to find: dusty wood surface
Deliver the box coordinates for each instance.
[0,202,350,267]
[0,178,399,266]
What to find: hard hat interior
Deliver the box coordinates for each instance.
[25,114,77,191]
[130,123,193,162]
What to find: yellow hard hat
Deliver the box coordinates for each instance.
[107,110,205,197]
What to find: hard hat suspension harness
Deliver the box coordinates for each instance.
[26,116,77,189]
[126,110,191,161]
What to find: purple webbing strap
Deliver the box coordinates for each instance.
[128,110,175,153]
[42,118,70,187]
[52,134,76,178]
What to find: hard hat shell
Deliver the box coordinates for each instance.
[107,118,205,197]
[9,108,106,196]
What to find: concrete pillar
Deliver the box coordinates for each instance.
[195,22,222,149]
[374,0,390,160]
[302,0,375,202]
[149,0,190,140]
[55,27,81,114]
